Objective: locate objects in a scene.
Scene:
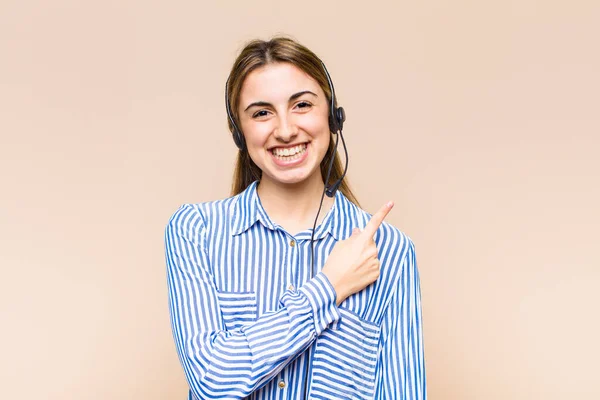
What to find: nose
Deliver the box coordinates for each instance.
[273,114,298,143]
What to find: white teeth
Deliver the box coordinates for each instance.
[272,144,306,157]
[272,143,307,159]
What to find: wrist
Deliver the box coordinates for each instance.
[322,270,346,306]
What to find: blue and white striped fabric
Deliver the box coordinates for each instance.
[165,180,426,399]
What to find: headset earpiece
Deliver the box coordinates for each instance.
[225,78,246,151]
[232,128,245,151]
[336,106,346,131]
[328,106,345,133]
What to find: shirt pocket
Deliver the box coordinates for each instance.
[216,291,258,331]
[310,307,381,400]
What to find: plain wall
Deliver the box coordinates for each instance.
[1,1,598,399]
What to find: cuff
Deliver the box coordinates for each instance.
[298,272,341,336]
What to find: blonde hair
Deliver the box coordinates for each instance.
[226,36,359,206]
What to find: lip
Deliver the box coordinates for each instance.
[269,142,309,167]
[268,142,308,151]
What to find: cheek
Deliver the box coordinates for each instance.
[299,111,330,138]
[242,121,272,148]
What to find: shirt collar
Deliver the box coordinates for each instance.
[230,181,273,235]
[231,180,363,241]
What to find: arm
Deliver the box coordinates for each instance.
[375,241,427,399]
[165,205,340,399]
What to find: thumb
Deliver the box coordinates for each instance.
[351,227,362,236]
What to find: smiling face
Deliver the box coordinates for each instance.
[237,62,331,187]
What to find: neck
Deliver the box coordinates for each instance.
[256,173,335,235]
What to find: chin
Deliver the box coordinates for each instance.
[263,166,319,186]
[270,172,311,185]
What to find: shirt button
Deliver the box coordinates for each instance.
[278,380,286,389]
[288,284,295,291]
[289,239,296,247]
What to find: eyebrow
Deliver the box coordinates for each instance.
[243,90,318,112]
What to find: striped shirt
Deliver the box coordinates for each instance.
[165,180,426,399]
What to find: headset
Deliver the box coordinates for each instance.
[225,60,349,398]
[225,61,348,198]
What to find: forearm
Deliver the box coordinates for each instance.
[169,272,340,399]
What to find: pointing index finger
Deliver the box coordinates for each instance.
[363,201,394,238]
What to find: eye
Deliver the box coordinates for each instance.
[252,109,270,118]
[295,101,312,110]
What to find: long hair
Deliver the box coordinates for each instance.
[226,36,359,206]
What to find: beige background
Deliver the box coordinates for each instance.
[1,0,599,399]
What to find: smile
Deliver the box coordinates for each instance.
[270,143,307,159]
[269,143,309,166]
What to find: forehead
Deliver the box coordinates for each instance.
[239,62,323,104]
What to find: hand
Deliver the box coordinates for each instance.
[321,201,394,306]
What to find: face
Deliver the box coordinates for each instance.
[237,62,331,187]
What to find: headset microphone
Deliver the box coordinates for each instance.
[321,61,347,199]
[324,121,349,198]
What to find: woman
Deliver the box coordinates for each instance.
[165,36,426,400]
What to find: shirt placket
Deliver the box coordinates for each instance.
[286,236,298,292]
[276,234,299,399]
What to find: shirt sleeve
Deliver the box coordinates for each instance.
[165,205,341,399]
[375,240,427,399]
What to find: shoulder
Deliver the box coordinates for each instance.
[165,193,241,236]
